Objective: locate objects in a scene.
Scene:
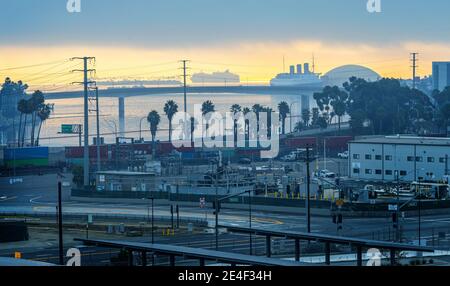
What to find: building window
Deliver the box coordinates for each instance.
[353,154,360,160]
[416,157,423,162]
[365,154,372,160]
[407,156,415,162]
[365,169,372,174]
[353,168,360,174]
[428,157,435,163]
[400,171,407,176]
[440,157,446,163]
[385,155,393,161]
[385,170,393,176]
[375,169,382,175]
[375,155,382,160]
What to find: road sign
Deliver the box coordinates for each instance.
[388,204,398,211]
[200,197,206,208]
[14,252,21,259]
[61,124,82,134]
[336,199,345,207]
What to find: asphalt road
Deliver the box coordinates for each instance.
[2,171,450,266]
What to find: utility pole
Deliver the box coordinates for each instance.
[180,60,190,113]
[306,145,312,233]
[57,182,64,265]
[72,57,96,191]
[95,87,101,172]
[411,53,419,89]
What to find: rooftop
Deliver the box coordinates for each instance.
[96,171,156,176]
[350,136,450,146]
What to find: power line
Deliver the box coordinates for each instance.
[0,59,68,72]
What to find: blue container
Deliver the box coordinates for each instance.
[4,147,49,160]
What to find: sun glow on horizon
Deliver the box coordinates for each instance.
[1,39,449,92]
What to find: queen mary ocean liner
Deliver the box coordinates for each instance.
[270,63,323,88]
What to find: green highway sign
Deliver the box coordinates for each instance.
[61,124,82,134]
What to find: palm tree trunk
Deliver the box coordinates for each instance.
[36,120,43,146]
[168,120,172,143]
[22,115,27,147]
[18,113,23,147]
[338,116,341,134]
[31,112,36,147]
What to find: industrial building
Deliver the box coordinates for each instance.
[348,136,450,182]
[432,61,450,91]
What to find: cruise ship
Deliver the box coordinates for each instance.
[270,63,323,88]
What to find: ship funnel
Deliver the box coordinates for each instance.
[296,64,302,74]
[304,63,310,74]
[289,65,295,75]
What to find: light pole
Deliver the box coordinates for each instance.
[139,116,147,142]
[216,189,253,252]
[289,101,298,133]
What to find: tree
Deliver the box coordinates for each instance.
[164,100,179,143]
[35,104,52,146]
[301,109,311,127]
[277,101,290,135]
[201,100,215,142]
[243,107,251,146]
[17,99,28,147]
[252,104,264,132]
[21,99,33,147]
[147,111,161,157]
[230,104,242,145]
[2,78,28,144]
[344,77,435,136]
[29,91,45,146]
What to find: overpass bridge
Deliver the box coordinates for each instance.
[46,85,321,99]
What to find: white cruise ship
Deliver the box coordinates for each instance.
[270,63,323,88]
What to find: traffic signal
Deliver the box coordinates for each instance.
[392,213,398,229]
[337,214,343,224]
[332,215,337,224]
[213,201,221,215]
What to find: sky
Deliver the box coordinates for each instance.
[1,0,450,88]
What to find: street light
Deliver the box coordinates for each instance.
[289,101,299,133]
[139,116,147,142]
[216,189,253,254]
[143,197,155,244]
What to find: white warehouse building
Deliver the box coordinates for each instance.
[348,136,450,182]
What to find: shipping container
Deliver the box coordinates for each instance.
[4,147,49,168]
[4,147,49,160]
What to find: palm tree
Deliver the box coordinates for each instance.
[147,111,161,157]
[35,104,52,146]
[230,104,242,145]
[17,99,28,147]
[252,104,264,132]
[243,107,251,146]
[164,100,179,143]
[302,109,311,128]
[201,100,215,115]
[21,99,33,147]
[278,101,290,135]
[201,100,215,142]
[30,91,45,146]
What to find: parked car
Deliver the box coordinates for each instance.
[314,169,336,179]
[338,151,349,159]
[238,158,252,165]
